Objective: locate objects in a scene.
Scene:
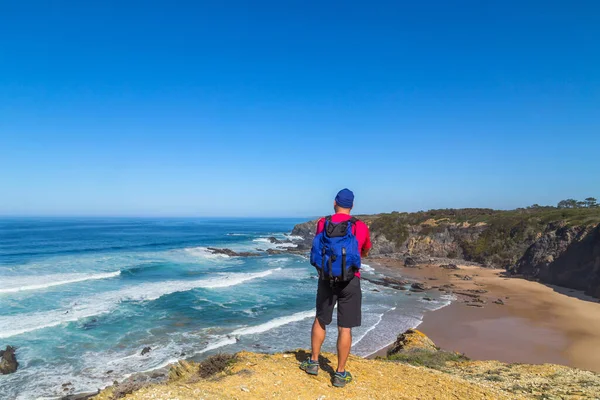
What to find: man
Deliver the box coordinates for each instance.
[300,188,372,388]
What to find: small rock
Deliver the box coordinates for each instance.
[0,346,18,375]
[141,346,152,356]
[462,275,473,281]
[410,283,427,291]
[241,385,250,392]
[423,297,433,301]
[106,370,113,374]
[440,264,459,270]
[466,303,483,308]
[62,382,72,387]
[404,257,417,267]
[493,299,505,305]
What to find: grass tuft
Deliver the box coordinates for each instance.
[386,349,469,370]
[198,353,237,378]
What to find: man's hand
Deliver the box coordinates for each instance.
[361,248,370,258]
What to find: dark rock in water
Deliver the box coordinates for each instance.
[466,303,484,307]
[106,370,114,374]
[0,346,18,374]
[206,247,261,257]
[404,257,417,267]
[265,249,286,255]
[410,282,427,291]
[382,276,410,286]
[493,299,505,305]
[141,347,152,356]
[423,297,433,301]
[440,264,459,270]
[267,236,284,244]
[82,318,99,330]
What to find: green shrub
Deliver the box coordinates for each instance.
[386,349,469,370]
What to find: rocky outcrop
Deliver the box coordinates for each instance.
[511,224,600,297]
[141,347,152,356]
[206,248,262,257]
[0,345,18,374]
[387,329,437,355]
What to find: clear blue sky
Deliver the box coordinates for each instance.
[1,1,598,217]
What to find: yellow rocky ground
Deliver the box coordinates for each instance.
[96,350,521,400]
[93,329,600,400]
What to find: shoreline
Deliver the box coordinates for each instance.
[368,258,600,373]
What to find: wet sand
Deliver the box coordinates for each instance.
[369,259,600,373]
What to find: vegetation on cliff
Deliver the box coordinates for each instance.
[367,204,600,265]
[292,200,600,296]
[93,330,600,400]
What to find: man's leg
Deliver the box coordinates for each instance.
[335,277,362,373]
[311,317,327,361]
[336,327,352,372]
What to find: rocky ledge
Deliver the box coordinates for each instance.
[92,329,600,400]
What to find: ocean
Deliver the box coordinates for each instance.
[0,218,451,399]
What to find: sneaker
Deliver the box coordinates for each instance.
[332,371,353,387]
[299,357,319,376]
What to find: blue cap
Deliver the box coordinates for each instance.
[335,188,354,209]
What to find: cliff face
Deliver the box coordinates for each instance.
[94,330,600,400]
[290,210,600,298]
[512,224,600,297]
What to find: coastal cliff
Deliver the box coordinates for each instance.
[511,224,600,297]
[291,207,600,297]
[91,330,600,399]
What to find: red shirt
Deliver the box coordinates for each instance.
[315,213,372,278]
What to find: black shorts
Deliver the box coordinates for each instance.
[316,277,362,328]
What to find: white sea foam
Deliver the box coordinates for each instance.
[183,246,230,259]
[361,263,375,273]
[197,337,238,354]
[286,235,304,240]
[352,312,385,346]
[0,271,121,294]
[0,268,281,339]
[231,310,314,336]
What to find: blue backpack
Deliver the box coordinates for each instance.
[310,216,361,281]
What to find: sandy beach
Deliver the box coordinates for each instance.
[369,259,600,373]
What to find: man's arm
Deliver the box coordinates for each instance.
[359,222,372,258]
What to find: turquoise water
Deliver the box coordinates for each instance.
[0,218,450,399]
